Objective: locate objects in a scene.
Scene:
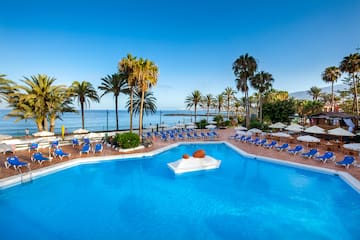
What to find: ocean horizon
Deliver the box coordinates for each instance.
[0,109,217,137]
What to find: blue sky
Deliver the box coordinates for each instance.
[1,0,359,110]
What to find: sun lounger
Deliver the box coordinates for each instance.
[315,151,335,163]
[256,139,267,146]
[275,143,289,151]
[80,144,91,155]
[301,149,318,158]
[72,138,80,147]
[288,145,303,155]
[335,156,355,169]
[31,152,51,164]
[5,156,30,170]
[83,138,91,145]
[50,140,59,149]
[264,141,277,149]
[53,148,71,160]
[93,143,103,154]
[28,143,39,152]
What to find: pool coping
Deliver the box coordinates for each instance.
[1,141,360,193]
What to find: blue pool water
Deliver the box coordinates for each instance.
[1,143,360,239]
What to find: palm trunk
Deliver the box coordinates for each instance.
[139,89,145,140]
[206,107,209,122]
[81,102,85,129]
[245,90,250,128]
[259,94,263,123]
[227,99,230,119]
[36,118,43,131]
[194,105,197,123]
[49,115,56,132]
[115,95,119,130]
[331,82,334,112]
[129,86,133,132]
[353,73,359,115]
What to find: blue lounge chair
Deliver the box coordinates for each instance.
[275,143,289,151]
[83,138,91,145]
[242,136,252,142]
[247,137,259,144]
[315,151,335,163]
[288,145,303,155]
[200,132,207,139]
[301,149,318,158]
[264,141,277,148]
[193,132,201,140]
[177,133,185,140]
[93,143,103,154]
[50,140,59,149]
[72,138,80,147]
[53,148,71,160]
[5,156,30,170]
[256,139,267,146]
[186,133,194,140]
[28,142,39,152]
[229,133,240,140]
[80,144,91,155]
[336,156,355,169]
[31,152,51,164]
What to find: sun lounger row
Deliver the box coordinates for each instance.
[230,133,356,169]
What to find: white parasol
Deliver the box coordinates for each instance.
[235,126,247,131]
[33,131,55,137]
[175,123,185,129]
[304,126,325,134]
[73,128,89,134]
[285,124,304,132]
[327,127,355,137]
[271,132,291,138]
[248,128,262,134]
[0,143,15,154]
[205,124,217,129]
[343,143,360,152]
[269,122,287,129]
[297,135,320,143]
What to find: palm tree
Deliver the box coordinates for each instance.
[340,53,360,115]
[201,94,214,122]
[215,94,224,114]
[223,87,236,119]
[233,53,257,128]
[185,90,202,123]
[127,89,157,128]
[119,53,138,132]
[71,81,100,129]
[133,58,159,139]
[322,66,341,112]
[6,74,74,131]
[250,71,274,123]
[99,73,128,130]
[307,86,322,101]
[0,74,13,103]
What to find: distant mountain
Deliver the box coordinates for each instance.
[290,84,347,100]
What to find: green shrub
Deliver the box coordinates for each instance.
[196,119,207,129]
[117,132,140,149]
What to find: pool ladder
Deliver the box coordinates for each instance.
[19,168,33,183]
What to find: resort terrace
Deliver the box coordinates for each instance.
[1,127,360,187]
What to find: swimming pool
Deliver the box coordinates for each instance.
[1,143,359,239]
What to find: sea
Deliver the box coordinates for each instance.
[0,109,212,137]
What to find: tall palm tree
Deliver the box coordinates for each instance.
[223,87,236,119]
[6,74,74,131]
[322,66,341,112]
[215,94,224,114]
[340,53,360,115]
[201,94,214,122]
[127,89,157,128]
[185,90,202,123]
[307,86,322,101]
[0,74,13,103]
[250,71,274,123]
[71,81,100,129]
[133,58,159,139]
[233,53,257,128]
[99,73,128,130]
[119,53,138,132]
